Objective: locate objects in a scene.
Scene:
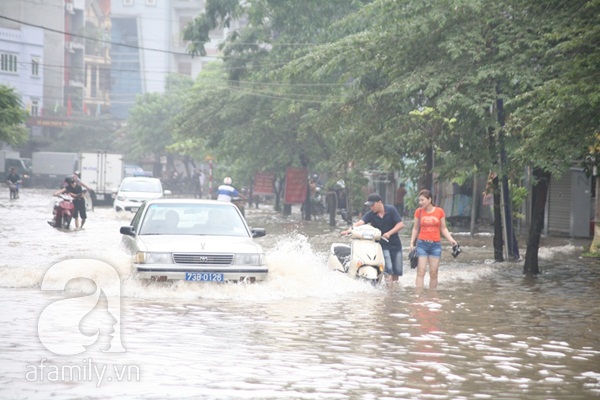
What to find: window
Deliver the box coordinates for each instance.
[91,65,98,98]
[123,0,133,6]
[179,16,193,46]
[30,99,39,116]
[31,57,40,76]
[1,53,18,73]
[178,62,191,76]
[146,0,156,6]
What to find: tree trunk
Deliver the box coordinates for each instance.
[524,168,551,274]
[346,188,354,224]
[425,145,434,193]
[492,175,504,261]
[303,183,312,220]
[591,174,600,253]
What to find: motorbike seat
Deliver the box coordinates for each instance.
[332,245,351,259]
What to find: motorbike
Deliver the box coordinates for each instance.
[232,196,246,217]
[301,187,325,220]
[8,181,21,200]
[327,225,385,285]
[48,193,75,229]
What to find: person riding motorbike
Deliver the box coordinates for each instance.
[6,167,22,199]
[218,177,247,216]
[53,176,88,229]
[217,177,240,202]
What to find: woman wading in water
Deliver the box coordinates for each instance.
[408,189,458,289]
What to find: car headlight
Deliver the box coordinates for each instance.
[234,253,264,265]
[135,252,173,264]
[117,195,127,201]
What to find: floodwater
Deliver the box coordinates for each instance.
[1,188,599,399]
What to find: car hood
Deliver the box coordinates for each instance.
[136,235,263,253]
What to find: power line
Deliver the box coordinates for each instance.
[0,14,325,67]
[15,59,350,89]
[13,0,330,48]
[0,15,200,57]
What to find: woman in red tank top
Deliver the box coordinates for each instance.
[408,189,458,289]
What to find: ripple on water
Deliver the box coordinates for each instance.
[0,189,598,399]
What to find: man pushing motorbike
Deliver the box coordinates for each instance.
[341,193,405,283]
[6,167,22,199]
[53,176,87,229]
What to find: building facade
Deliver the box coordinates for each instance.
[0,0,111,141]
[110,0,240,119]
[0,24,44,117]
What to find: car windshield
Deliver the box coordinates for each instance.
[138,203,249,237]
[120,179,162,193]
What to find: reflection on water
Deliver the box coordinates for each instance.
[0,188,599,399]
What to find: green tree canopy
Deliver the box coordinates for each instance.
[0,85,29,146]
[173,0,599,265]
[118,74,194,164]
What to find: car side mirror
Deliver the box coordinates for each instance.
[251,228,266,238]
[163,189,172,196]
[120,226,135,236]
[112,187,118,194]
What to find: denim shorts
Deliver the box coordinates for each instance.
[383,248,403,276]
[416,240,442,258]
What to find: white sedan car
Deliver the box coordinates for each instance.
[113,177,170,212]
[120,199,268,283]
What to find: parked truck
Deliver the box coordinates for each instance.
[1,150,33,187]
[79,151,124,206]
[32,152,79,189]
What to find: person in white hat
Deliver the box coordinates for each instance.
[217,177,239,202]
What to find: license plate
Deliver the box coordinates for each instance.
[96,194,105,201]
[185,272,224,282]
[130,207,139,212]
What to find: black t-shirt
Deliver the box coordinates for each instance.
[361,204,403,250]
[7,173,21,184]
[66,184,85,204]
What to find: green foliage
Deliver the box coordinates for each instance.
[167,0,598,205]
[0,85,29,146]
[119,74,194,162]
[510,183,528,220]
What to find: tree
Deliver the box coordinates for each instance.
[586,133,600,255]
[506,0,600,271]
[171,0,599,270]
[119,74,194,175]
[275,0,598,271]
[179,1,366,213]
[0,85,29,146]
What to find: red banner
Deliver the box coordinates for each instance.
[284,167,307,204]
[253,172,275,195]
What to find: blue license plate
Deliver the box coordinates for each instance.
[185,272,224,282]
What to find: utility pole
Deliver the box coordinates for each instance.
[496,88,519,260]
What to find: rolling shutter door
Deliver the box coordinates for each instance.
[547,173,570,235]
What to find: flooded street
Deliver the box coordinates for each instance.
[1,188,599,399]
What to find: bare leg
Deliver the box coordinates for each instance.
[75,217,80,229]
[80,218,86,228]
[415,256,428,288]
[428,257,441,289]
